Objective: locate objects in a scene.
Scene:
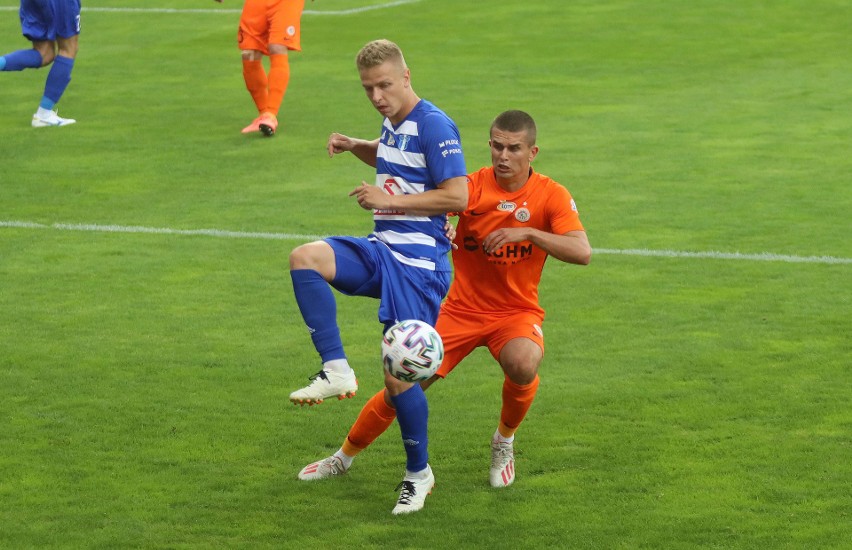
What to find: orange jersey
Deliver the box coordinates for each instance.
[445,166,585,317]
[238,0,304,54]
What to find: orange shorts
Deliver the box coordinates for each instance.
[238,0,305,55]
[434,306,545,378]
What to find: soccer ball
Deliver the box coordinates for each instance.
[381,319,444,382]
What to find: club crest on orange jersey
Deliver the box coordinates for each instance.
[514,207,531,222]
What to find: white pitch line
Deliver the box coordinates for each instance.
[593,247,851,265]
[0,220,325,242]
[2,220,850,265]
[0,1,421,16]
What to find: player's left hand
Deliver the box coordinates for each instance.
[482,227,527,255]
[444,221,458,249]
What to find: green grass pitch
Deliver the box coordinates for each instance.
[1,0,850,547]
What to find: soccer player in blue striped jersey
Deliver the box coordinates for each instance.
[288,39,468,514]
[1,0,81,127]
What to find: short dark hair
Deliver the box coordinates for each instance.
[491,110,537,145]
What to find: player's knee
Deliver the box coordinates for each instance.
[288,244,312,270]
[34,44,55,66]
[58,44,78,59]
[241,49,262,61]
[289,241,332,273]
[57,36,79,59]
[268,44,288,56]
[509,367,539,386]
[501,357,540,385]
[384,371,414,396]
[499,339,542,384]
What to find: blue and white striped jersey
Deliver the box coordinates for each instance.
[370,99,467,273]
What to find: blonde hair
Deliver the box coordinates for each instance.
[356,39,407,71]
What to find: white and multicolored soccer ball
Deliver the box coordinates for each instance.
[381,319,444,382]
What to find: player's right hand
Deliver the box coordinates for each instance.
[327,133,353,157]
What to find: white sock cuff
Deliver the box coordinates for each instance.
[333,449,354,469]
[323,359,352,374]
[493,430,515,444]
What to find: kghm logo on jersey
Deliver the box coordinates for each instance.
[464,235,534,264]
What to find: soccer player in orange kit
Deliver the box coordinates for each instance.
[297,109,591,491]
[215,0,305,136]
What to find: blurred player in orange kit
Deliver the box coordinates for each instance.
[297,109,591,491]
[215,0,305,136]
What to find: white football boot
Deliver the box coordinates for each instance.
[289,369,357,406]
[392,464,435,515]
[489,438,515,488]
[32,109,76,127]
[298,455,348,480]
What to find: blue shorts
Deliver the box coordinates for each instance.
[326,236,451,331]
[20,0,81,41]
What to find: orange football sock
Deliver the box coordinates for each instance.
[242,58,268,115]
[264,53,290,117]
[342,389,397,456]
[498,375,540,439]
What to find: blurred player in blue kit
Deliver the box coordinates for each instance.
[1,0,81,127]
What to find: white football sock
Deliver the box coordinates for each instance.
[333,449,354,470]
[493,430,515,444]
[323,358,352,375]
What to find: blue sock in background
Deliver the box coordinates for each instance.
[1,49,43,71]
[41,55,74,109]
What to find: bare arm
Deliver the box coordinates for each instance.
[349,176,469,216]
[327,133,379,168]
[482,228,591,265]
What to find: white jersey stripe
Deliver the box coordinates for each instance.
[389,249,436,270]
[378,142,427,168]
[374,213,431,221]
[373,229,436,247]
[385,119,420,135]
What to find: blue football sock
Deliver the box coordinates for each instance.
[290,269,346,362]
[41,55,74,108]
[1,49,43,71]
[391,385,429,472]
